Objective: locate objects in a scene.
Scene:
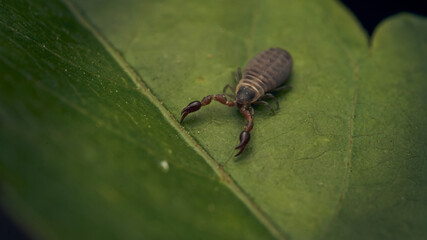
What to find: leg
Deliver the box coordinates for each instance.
[269,85,292,93]
[222,84,235,95]
[237,67,242,79]
[260,93,279,110]
[180,94,235,123]
[253,100,275,114]
[224,93,235,99]
[235,105,254,157]
[233,67,242,85]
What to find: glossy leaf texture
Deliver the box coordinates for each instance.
[1,0,427,239]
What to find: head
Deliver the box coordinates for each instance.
[236,86,258,104]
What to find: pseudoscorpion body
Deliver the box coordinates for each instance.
[180,48,293,156]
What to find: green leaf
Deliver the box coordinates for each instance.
[1,0,426,240]
[0,1,273,239]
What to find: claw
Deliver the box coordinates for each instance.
[180,101,202,123]
[234,130,250,157]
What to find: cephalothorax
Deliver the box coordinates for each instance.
[180,48,293,156]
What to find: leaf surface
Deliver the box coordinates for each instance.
[1,0,426,239]
[0,1,273,239]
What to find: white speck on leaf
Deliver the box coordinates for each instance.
[160,160,169,172]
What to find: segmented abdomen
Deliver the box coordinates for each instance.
[238,48,292,99]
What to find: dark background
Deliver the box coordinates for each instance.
[1,0,426,239]
[341,0,426,35]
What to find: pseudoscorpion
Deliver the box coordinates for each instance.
[180,48,293,156]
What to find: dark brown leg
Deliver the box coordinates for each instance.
[233,67,242,85]
[270,85,292,93]
[223,84,235,95]
[235,105,254,157]
[224,93,235,99]
[253,100,275,114]
[259,93,279,110]
[180,94,235,123]
[237,67,242,79]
